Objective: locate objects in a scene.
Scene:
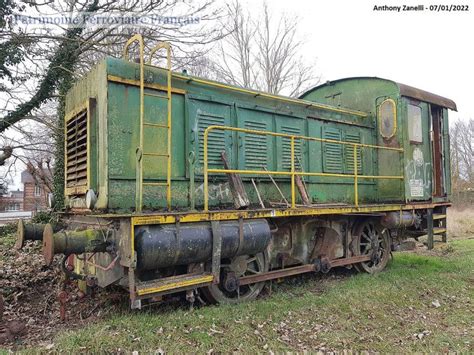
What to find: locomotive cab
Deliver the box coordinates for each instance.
[301,77,456,204]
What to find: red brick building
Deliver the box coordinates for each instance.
[21,170,51,212]
[0,189,24,212]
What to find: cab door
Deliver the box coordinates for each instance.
[405,99,432,201]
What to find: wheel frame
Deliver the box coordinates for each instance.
[352,219,391,273]
[201,252,269,304]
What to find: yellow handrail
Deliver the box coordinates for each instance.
[123,35,173,212]
[123,34,145,212]
[203,125,404,211]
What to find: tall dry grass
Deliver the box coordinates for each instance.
[448,206,474,239]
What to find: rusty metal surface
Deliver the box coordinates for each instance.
[238,254,372,286]
[397,83,457,111]
[238,264,316,286]
[329,254,371,267]
[221,151,250,209]
[295,176,310,205]
[58,291,68,322]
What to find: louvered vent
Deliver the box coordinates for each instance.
[244,121,268,169]
[198,112,226,167]
[344,132,362,174]
[322,128,343,173]
[281,126,302,171]
[65,108,88,193]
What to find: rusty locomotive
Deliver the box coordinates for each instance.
[16,35,455,308]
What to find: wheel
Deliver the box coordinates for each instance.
[352,220,390,273]
[201,252,269,304]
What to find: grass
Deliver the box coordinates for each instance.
[41,238,473,353]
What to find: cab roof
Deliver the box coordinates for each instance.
[300,77,457,111]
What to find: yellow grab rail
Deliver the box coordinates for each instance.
[203,125,404,211]
[123,34,145,212]
[123,34,173,212]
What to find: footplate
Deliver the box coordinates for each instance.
[135,273,213,297]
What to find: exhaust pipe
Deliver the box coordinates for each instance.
[381,211,421,229]
[42,224,110,266]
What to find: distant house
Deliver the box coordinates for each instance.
[21,170,51,212]
[0,189,24,212]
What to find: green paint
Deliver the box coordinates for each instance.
[64,61,451,212]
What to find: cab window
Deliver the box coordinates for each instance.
[408,104,422,143]
[378,99,396,139]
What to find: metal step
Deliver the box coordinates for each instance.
[136,273,213,296]
[433,227,447,235]
[433,214,447,220]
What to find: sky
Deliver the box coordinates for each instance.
[244,0,473,122]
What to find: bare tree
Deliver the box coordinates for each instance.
[450,118,474,191]
[193,1,320,97]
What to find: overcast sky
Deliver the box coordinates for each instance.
[246,0,473,122]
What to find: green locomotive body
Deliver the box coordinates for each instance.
[18,36,456,308]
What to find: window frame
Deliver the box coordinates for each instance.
[34,185,42,197]
[407,103,423,144]
[378,98,397,139]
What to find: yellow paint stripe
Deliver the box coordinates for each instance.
[129,203,449,226]
[136,275,214,296]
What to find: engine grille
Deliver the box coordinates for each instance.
[65,108,88,194]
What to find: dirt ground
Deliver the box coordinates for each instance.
[0,207,472,351]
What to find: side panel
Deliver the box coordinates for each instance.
[107,82,186,209]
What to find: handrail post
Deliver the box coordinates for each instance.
[354,145,359,208]
[291,136,296,208]
[123,34,145,213]
[204,127,210,211]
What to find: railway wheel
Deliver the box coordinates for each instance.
[352,220,390,273]
[202,252,269,304]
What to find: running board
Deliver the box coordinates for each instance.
[136,273,213,297]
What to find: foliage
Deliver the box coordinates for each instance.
[0,222,16,237]
[0,1,100,133]
[0,0,28,83]
[30,210,54,224]
[52,53,75,211]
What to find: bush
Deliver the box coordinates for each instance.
[31,211,54,224]
[0,222,17,237]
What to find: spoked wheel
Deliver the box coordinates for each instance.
[201,252,269,304]
[352,220,390,273]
